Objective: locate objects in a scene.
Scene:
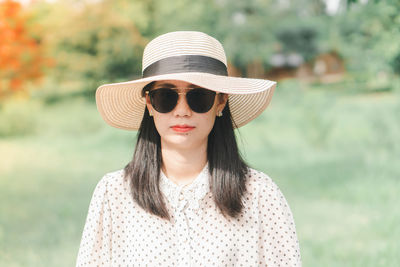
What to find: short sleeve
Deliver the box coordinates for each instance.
[76,175,112,267]
[258,177,302,266]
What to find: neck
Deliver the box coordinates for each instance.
[161,141,208,186]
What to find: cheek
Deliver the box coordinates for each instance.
[199,114,216,135]
[152,114,169,134]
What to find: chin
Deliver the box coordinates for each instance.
[162,135,207,150]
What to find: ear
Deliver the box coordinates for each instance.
[216,94,229,113]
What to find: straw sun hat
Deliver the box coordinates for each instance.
[96,31,277,130]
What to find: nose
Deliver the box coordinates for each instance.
[172,93,192,117]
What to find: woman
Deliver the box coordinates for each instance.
[76,31,301,266]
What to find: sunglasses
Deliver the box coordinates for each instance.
[146,87,218,113]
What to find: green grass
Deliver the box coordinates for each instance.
[0,79,399,266]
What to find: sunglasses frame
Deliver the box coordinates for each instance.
[145,87,220,114]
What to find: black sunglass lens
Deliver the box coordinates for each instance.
[187,88,216,113]
[150,88,178,113]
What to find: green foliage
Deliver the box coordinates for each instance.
[391,52,400,75]
[136,0,323,72]
[276,26,318,61]
[32,0,148,98]
[16,0,400,99]
[328,1,400,78]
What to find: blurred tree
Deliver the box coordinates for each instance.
[27,0,332,93]
[0,0,51,100]
[330,0,400,81]
[391,53,400,76]
[149,0,327,74]
[32,0,148,98]
[147,0,280,74]
[276,27,318,62]
[24,0,399,96]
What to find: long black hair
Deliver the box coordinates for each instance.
[124,82,249,220]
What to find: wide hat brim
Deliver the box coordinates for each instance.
[96,72,276,131]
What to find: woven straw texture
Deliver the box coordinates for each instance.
[96,31,276,130]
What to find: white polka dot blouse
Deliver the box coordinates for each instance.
[76,164,301,266]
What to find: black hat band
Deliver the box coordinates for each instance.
[142,55,228,78]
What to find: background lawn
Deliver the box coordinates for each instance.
[0,80,399,266]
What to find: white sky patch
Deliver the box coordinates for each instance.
[325,0,341,15]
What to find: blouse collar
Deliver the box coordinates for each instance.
[160,163,210,211]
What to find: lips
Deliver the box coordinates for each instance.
[171,124,195,133]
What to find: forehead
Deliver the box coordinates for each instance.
[153,80,198,88]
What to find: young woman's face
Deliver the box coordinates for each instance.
[145,80,228,150]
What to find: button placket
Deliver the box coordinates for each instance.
[159,164,210,267]
[176,190,191,266]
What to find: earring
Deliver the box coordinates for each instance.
[149,109,153,117]
[217,110,223,117]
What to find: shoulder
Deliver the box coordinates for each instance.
[245,167,280,194]
[244,168,293,215]
[94,168,127,194]
[101,168,125,183]
[244,167,290,207]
